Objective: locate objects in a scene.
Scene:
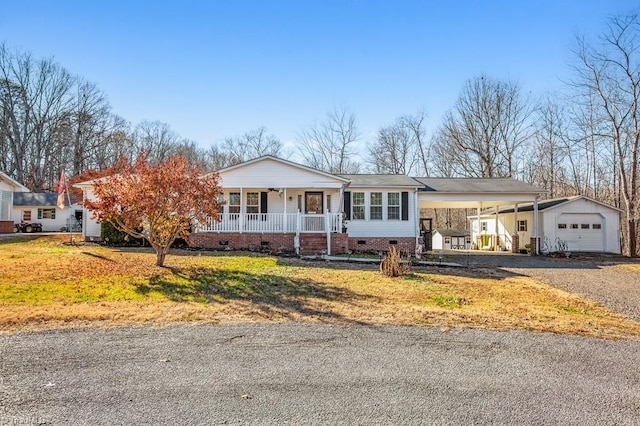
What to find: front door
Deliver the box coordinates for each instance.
[305,192,323,214]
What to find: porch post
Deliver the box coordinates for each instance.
[325,208,331,256]
[239,187,244,234]
[283,188,287,233]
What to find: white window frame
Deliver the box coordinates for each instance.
[370,192,382,220]
[352,192,365,220]
[387,192,400,220]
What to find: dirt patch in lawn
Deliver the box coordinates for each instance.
[1,236,639,340]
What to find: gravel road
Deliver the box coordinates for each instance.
[2,324,640,425]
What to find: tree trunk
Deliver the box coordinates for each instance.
[156,247,167,267]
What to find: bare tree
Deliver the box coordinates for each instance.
[0,44,74,190]
[528,96,569,197]
[298,106,361,173]
[369,110,429,175]
[432,75,534,178]
[222,126,282,164]
[571,11,640,256]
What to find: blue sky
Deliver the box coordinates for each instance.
[1,1,637,154]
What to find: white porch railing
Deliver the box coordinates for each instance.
[197,212,342,234]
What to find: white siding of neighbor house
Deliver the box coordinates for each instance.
[11,205,78,232]
[218,158,345,189]
[346,188,417,238]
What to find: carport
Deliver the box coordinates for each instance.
[413,178,545,254]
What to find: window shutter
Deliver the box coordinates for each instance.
[344,192,351,220]
[401,192,409,221]
[260,192,268,220]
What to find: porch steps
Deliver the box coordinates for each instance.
[299,234,328,255]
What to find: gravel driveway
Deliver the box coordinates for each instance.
[2,324,640,425]
[442,253,640,321]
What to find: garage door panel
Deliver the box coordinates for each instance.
[556,214,603,252]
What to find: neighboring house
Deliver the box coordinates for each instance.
[76,156,549,254]
[432,229,471,250]
[11,193,82,232]
[0,171,29,233]
[468,196,622,254]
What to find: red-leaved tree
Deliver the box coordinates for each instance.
[85,155,222,266]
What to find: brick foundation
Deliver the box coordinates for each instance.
[188,232,350,255]
[0,221,15,233]
[347,237,416,255]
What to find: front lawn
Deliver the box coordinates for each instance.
[1,236,639,340]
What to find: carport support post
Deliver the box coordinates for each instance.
[512,203,519,253]
[533,197,539,255]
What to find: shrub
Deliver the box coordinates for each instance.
[380,246,411,277]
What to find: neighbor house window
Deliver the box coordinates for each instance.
[229,192,240,214]
[518,220,527,232]
[326,194,332,213]
[246,192,259,214]
[22,210,31,221]
[558,223,567,229]
[370,192,382,220]
[444,237,451,243]
[297,194,302,212]
[387,192,400,220]
[38,208,55,220]
[352,192,365,220]
[481,221,488,232]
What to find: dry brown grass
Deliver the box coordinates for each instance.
[2,235,640,340]
[616,263,640,273]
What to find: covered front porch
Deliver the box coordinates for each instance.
[197,211,343,234]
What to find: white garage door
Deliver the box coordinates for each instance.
[556,213,604,251]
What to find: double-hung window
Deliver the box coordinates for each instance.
[246,192,259,214]
[229,192,240,214]
[352,192,365,220]
[387,192,400,220]
[369,192,382,220]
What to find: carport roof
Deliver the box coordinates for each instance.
[414,177,542,193]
